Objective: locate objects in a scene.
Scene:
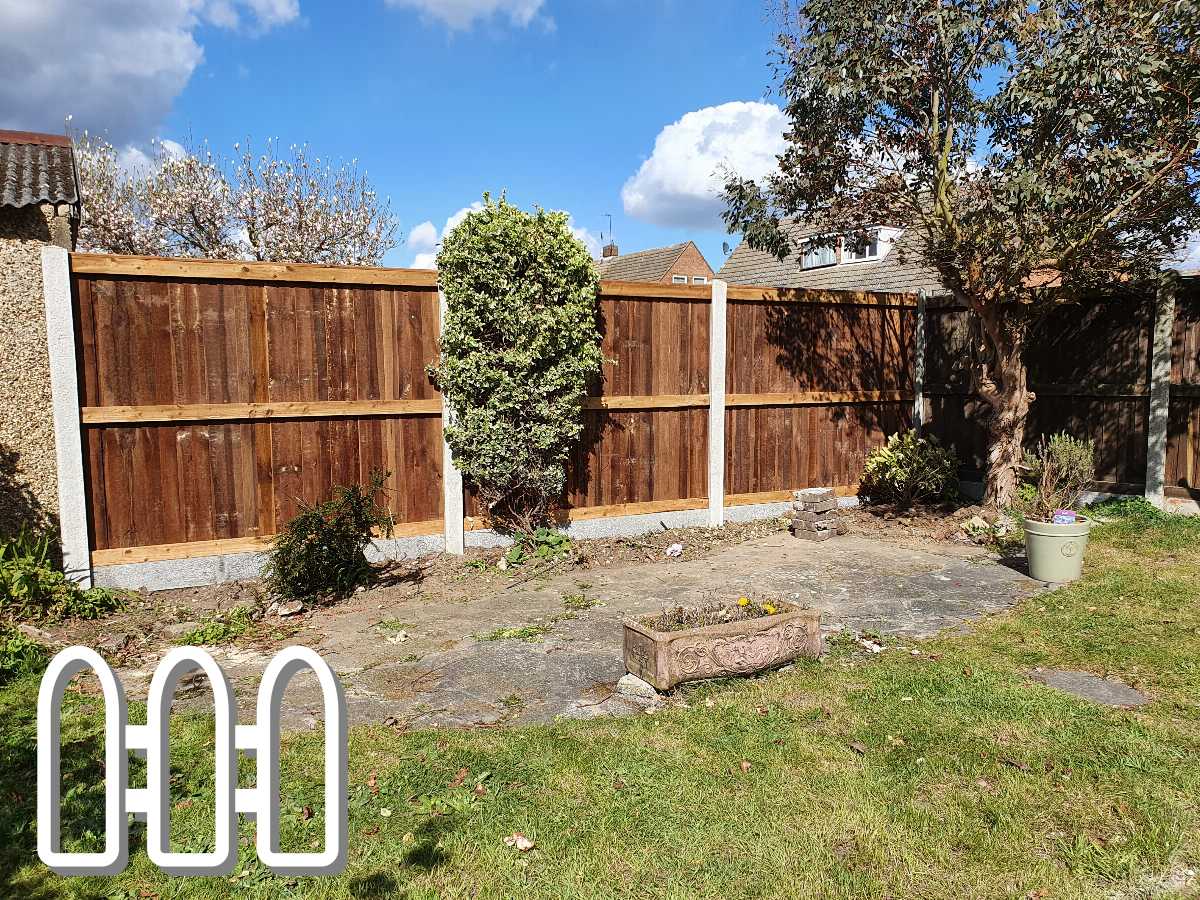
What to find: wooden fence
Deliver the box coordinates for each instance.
[57,252,1197,572]
[923,282,1199,500]
[66,255,915,567]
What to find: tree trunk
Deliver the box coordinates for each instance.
[982,363,1031,508]
[966,299,1033,509]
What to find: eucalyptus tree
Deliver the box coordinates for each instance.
[724,0,1200,505]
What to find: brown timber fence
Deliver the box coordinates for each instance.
[923,281,1199,501]
[43,252,1197,581]
[61,254,916,573]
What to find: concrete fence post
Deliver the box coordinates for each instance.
[438,288,465,554]
[913,290,927,431]
[1145,271,1178,507]
[41,246,92,586]
[707,280,728,527]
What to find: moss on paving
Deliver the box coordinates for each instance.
[3,510,1198,898]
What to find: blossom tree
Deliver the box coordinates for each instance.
[723,0,1200,506]
[74,134,398,265]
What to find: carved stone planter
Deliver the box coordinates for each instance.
[622,604,822,691]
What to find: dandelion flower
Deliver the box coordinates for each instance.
[764,603,778,615]
[737,597,750,607]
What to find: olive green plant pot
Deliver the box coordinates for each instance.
[1023,518,1091,583]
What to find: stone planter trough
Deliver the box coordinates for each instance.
[623,603,822,691]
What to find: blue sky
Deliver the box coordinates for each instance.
[1,1,788,270]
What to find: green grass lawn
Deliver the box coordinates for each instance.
[3,505,1198,899]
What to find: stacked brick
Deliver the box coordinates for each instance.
[787,488,847,541]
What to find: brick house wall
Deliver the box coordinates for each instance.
[663,242,715,285]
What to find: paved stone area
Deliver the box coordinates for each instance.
[115,532,1041,731]
[1029,668,1151,708]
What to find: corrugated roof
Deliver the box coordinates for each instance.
[0,130,79,208]
[596,241,690,282]
[718,221,945,295]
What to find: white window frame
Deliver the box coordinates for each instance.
[843,230,881,264]
[692,275,708,285]
[800,237,837,270]
[671,275,689,284]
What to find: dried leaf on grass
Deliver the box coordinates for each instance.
[504,832,535,852]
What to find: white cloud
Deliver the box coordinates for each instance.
[566,217,601,257]
[406,203,482,268]
[0,1,298,145]
[406,203,599,267]
[384,0,545,30]
[621,101,788,231]
[407,220,439,254]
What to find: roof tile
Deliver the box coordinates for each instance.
[0,132,78,208]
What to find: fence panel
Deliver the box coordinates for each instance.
[923,296,1154,492]
[1167,283,1200,498]
[723,288,915,498]
[72,256,443,558]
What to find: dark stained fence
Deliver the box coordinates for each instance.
[924,295,1158,494]
[72,251,1189,568]
[723,287,914,498]
[1167,283,1200,498]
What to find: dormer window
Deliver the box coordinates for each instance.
[801,239,837,269]
[844,231,881,263]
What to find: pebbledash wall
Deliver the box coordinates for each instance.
[0,203,76,537]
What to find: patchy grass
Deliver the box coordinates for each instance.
[177,605,256,646]
[561,593,598,611]
[477,624,552,642]
[3,508,1198,898]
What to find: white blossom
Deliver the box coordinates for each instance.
[75,135,399,265]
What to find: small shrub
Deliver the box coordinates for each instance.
[859,430,959,507]
[504,528,573,568]
[0,527,123,621]
[1020,432,1095,521]
[263,470,393,602]
[0,623,48,684]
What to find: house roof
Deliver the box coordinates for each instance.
[597,241,702,282]
[718,221,945,295]
[0,130,79,209]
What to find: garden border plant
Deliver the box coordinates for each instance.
[429,193,604,534]
[263,469,393,603]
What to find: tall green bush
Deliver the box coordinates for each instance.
[429,195,604,531]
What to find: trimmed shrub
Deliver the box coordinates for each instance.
[263,470,393,602]
[859,430,959,507]
[429,194,604,532]
[0,527,123,621]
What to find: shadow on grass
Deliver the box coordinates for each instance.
[350,871,399,898]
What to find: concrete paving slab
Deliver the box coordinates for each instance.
[114,532,1042,732]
